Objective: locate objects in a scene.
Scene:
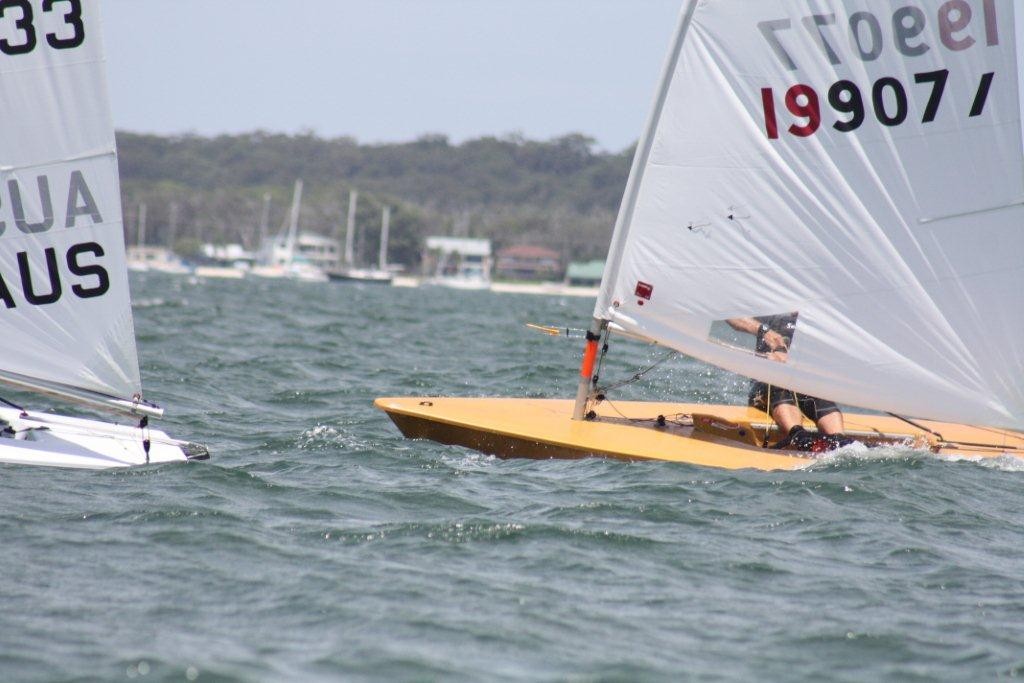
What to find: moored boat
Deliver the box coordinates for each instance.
[327,201,394,284]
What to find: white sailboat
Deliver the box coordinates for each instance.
[0,0,207,468]
[126,203,149,271]
[251,180,329,282]
[151,201,191,275]
[327,192,394,284]
[127,202,190,275]
[378,0,1024,469]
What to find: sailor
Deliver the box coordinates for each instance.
[727,313,853,452]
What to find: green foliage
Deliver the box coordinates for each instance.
[173,237,204,260]
[116,131,633,268]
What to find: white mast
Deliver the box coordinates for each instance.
[345,189,358,267]
[258,192,272,249]
[284,179,303,266]
[574,0,701,421]
[593,0,701,321]
[136,203,147,248]
[168,202,179,248]
[378,206,391,271]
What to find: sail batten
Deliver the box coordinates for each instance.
[596,0,1024,429]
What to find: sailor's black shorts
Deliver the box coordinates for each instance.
[748,382,840,422]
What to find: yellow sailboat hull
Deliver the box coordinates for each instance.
[374,397,1024,471]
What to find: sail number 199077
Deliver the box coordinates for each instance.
[0,0,83,56]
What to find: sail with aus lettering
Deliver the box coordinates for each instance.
[376,0,1024,470]
[0,0,207,468]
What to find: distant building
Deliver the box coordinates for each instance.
[423,237,492,288]
[565,260,604,287]
[495,245,562,281]
[259,232,340,270]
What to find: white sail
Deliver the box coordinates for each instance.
[597,0,1024,428]
[0,0,147,410]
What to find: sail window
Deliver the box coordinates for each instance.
[708,312,800,364]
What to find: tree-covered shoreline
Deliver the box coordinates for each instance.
[117,131,634,269]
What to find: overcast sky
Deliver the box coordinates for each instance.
[102,0,681,151]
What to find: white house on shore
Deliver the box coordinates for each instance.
[422,236,492,290]
[258,232,341,271]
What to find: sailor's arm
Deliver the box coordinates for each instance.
[726,317,787,351]
[726,317,760,335]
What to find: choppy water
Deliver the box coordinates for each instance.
[3,273,1024,682]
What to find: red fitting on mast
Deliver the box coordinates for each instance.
[579,338,599,380]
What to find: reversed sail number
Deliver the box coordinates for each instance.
[0,0,83,55]
[759,1,999,71]
[760,71,994,139]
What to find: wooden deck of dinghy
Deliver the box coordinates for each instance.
[374,397,1024,472]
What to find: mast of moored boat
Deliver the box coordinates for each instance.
[168,201,180,249]
[257,192,272,250]
[136,203,148,248]
[379,206,390,272]
[344,189,358,268]
[284,179,303,267]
